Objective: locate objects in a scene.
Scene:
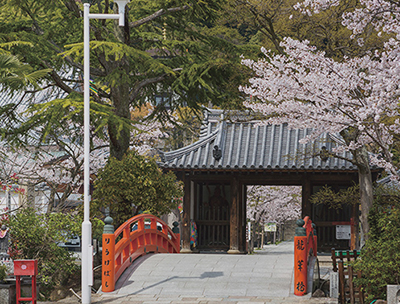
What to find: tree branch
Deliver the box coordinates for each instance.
[129,68,182,102]
[42,61,79,95]
[129,5,190,28]
[62,0,81,18]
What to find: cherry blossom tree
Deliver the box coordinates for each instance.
[0,141,105,212]
[247,185,301,249]
[0,105,175,212]
[240,0,400,240]
[247,185,301,224]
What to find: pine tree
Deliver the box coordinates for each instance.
[0,0,253,159]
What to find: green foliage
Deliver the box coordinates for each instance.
[311,184,400,301]
[353,186,400,302]
[221,0,386,59]
[20,95,132,143]
[0,52,51,92]
[0,0,258,159]
[310,184,360,209]
[92,217,105,245]
[6,208,81,298]
[92,150,183,226]
[162,107,202,150]
[0,264,6,282]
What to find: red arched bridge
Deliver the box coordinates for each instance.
[100,215,319,298]
[101,214,180,292]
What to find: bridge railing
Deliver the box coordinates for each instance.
[102,214,180,292]
[294,216,317,296]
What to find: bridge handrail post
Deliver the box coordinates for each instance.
[123,224,130,240]
[172,221,180,252]
[294,219,307,296]
[162,222,168,235]
[150,218,157,230]
[138,218,145,230]
[102,216,116,292]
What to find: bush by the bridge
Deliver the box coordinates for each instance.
[5,207,81,298]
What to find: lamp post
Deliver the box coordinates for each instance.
[82,1,129,303]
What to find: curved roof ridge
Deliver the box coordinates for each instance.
[161,124,221,161]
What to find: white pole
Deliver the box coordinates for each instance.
[82,3,93,304]
[81,3,128,303]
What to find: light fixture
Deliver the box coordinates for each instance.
[114,0,130,26]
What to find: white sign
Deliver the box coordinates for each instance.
[336,225,351,240]
[265,223,277,232]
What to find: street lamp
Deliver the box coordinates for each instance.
[82,1,129,303]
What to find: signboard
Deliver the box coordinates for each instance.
[265,223,277,232]
[336,225,351,240]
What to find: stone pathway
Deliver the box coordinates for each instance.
[112,241,294,297]
[39,241,337,304]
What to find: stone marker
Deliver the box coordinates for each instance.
[330,272,338,299]
[387,285,400,304]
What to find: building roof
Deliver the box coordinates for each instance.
[159,109,358,172]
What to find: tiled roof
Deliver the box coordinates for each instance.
[159,109,357,172]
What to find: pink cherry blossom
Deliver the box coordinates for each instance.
[241,35,400,179]
[247,186,301,225]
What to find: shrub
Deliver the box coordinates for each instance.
[6,208,81,298]
[353,187,400,302]
[0,264,6,282]
[92,150,183,227]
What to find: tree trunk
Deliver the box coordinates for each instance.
[261,228,264,248]
[341,129,374,245]
[107,23,131,161]
[108,69,131,161]
[249,221,255,254]
[46,189,56,213]
[352,147,374,245]
[256,222,262,249]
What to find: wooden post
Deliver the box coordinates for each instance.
[181,173,192,253]
[102,216,115,292]
[338,260,345,304]
[294,219,307,296]
[331,248,338,272]
[348,265,355,304]
[228,176,240,254]
[302,179,312,218]
[238,183,246,253]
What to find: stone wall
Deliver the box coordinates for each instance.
[0,284,15,304]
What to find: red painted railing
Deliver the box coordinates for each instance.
[102,214,180,292]
[294,216,317,296]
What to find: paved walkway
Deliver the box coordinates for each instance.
[40,241,337,304]
[113,241,294,297]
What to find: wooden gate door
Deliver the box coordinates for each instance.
[195,183,230,251]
